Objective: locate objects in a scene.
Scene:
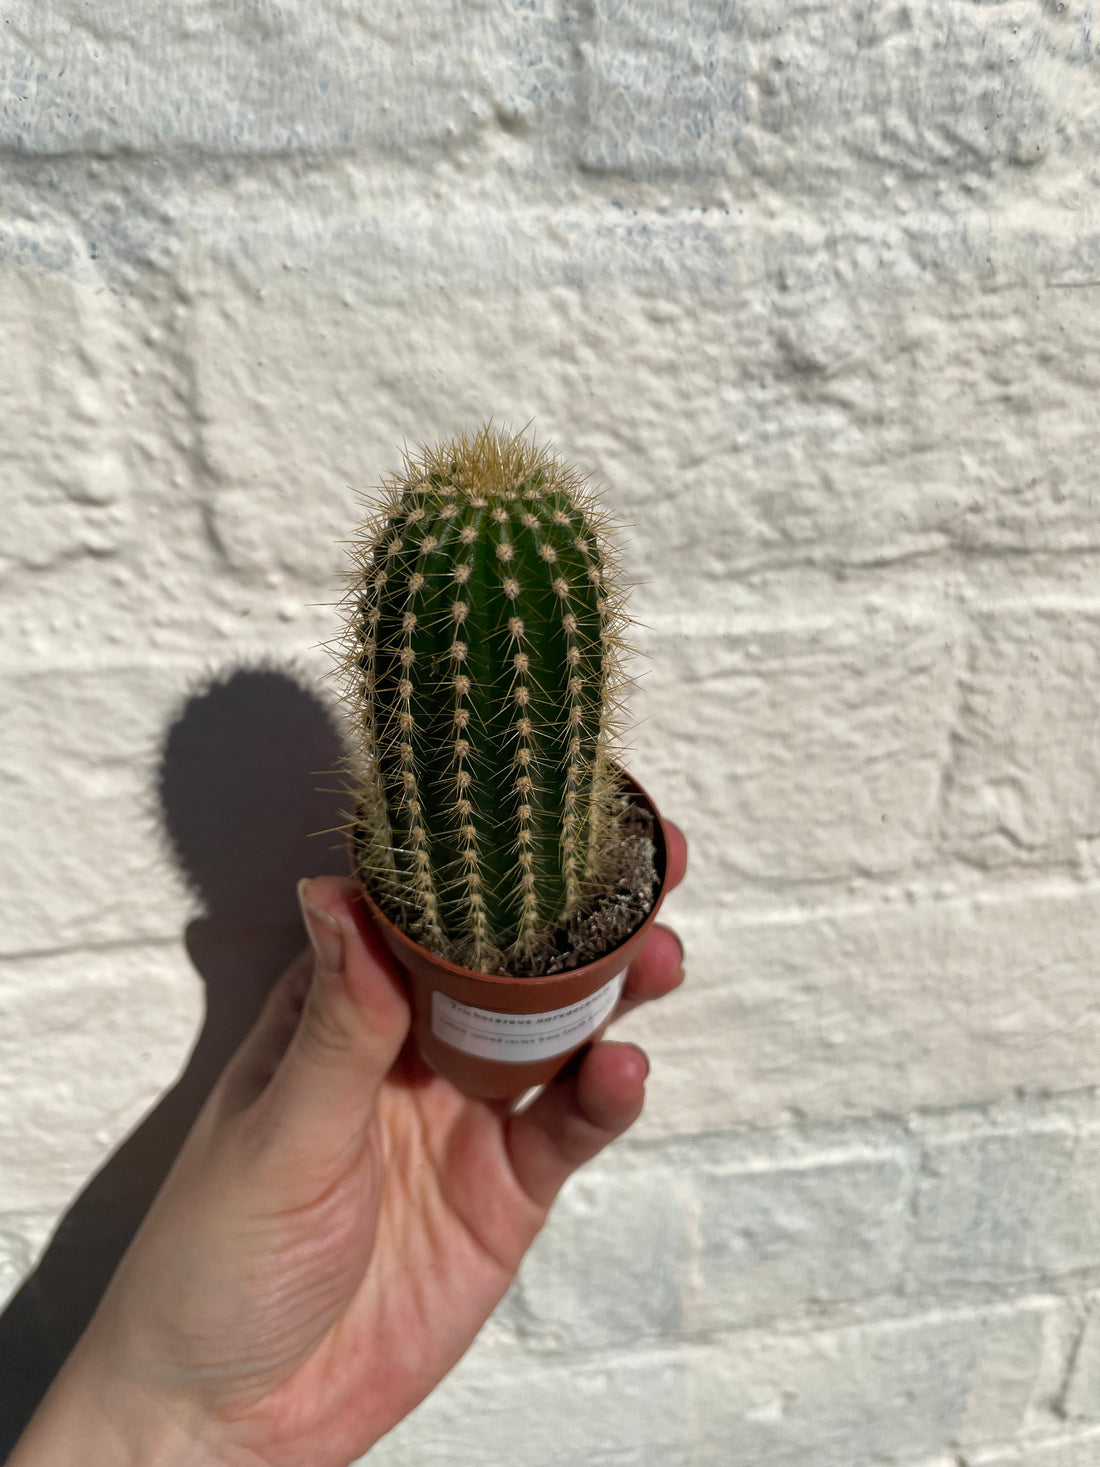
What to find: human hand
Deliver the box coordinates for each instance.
[12,823,687,1467]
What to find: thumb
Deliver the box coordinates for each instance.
[250,876,411,1183]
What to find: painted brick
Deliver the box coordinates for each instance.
[943,608,1100,874]
[721,265,1100,570]
[578,0,748,180]
[633,614,958,900]
[688,1138,910,1333]
[0,2,569,160]
[0,660,350,957]
[509,1127,909,1349]
[580,0,1060,192]
[1,1,1074,201]
[0,264,137,578]
[0,257,332,665]
[0,665,201,957]
[909,1097,1100,1291]
[0,945,201,1211]
[620,886,1100,1138]
[366,1301,1058,1467]
[177,203,1100,621]
[687,1303,1060,1466]
[1044,1131,1100,1280]
[504,1147,687,1351]
[911,1121,1076,1292]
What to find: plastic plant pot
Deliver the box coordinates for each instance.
[356,769,670,1101]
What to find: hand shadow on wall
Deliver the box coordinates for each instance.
[0,666,350,1453]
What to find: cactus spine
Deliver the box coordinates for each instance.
[343,425,630,974]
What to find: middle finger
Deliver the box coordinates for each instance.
[610,923,685,1024]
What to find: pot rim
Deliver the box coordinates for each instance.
[354,766,669,989]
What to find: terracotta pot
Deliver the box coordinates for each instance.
[355,769,670,1100]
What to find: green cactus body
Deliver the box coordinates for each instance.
[344,427,628,974]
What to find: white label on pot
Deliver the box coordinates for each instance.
[431,970,628,1064]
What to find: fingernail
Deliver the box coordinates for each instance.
[629,1043,650,1081]
[297,878,345,972]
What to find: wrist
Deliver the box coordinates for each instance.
[9,1345,231,1467]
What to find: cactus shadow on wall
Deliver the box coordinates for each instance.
[0,666,350,1451]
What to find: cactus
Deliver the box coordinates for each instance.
[341,425,632,974]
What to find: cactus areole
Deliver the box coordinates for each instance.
[343,426,645,978]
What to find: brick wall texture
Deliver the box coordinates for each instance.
[4,2,1100,1462]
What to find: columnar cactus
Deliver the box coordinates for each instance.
[343,425,631,974]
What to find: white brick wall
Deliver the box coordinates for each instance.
[5,1,1100,1461]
